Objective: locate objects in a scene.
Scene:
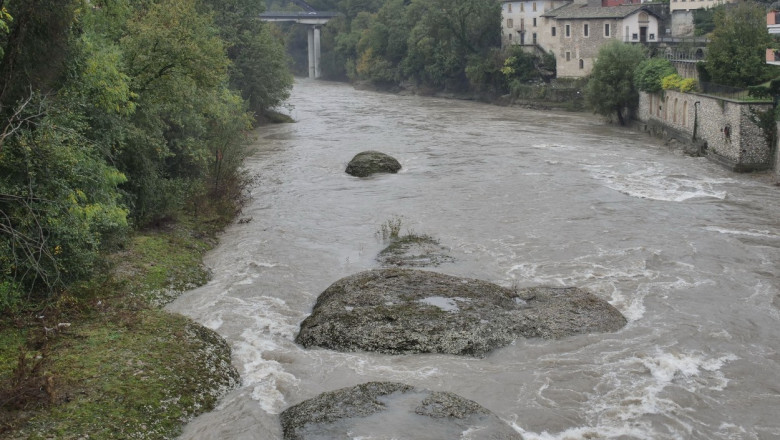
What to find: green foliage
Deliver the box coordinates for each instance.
[693,6,719,36]
[748,85,772,99]
[378,216,404,241]
[0,0,290,312]
[585,41,646,125]
[661,74,697,93]
[500,46,556,90]
[326,0,501,91]
[704,2,772,88]
[202,0,293,117]
[634,58,677,93]
[0,98,129,298]
[402,0,501,90]
[0,6,12,60]
[0,0,80,108]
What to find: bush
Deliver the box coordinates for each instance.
[635,58,677,93]
[748,85,771,99]
[662,74,697,92]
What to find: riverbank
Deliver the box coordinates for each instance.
[0,211,240,438]
[351,78,588,112]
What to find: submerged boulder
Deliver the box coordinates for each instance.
[377,234,454,267]
[296,269,626,357]
[280,381,522,440]
[345,151,401,177]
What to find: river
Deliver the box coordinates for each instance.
[167,79,780,440]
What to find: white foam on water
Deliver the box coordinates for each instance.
[704,226,777,239]
[512,422,655,440]
[506,247,657,321]
[339,355,443,380]
[515,348,739,440]
[587,164,728,201]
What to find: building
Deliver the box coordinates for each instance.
[540,2,661,77]
[501,0,571,47]
[768,10,780,65]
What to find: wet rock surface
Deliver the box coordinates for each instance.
[296,268,627,357]
[279,381,522,440]
[345,151,402,177]
[377,234,454,267]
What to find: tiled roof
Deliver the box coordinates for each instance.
[541,3,655,19]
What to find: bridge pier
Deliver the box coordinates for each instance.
[307,26,321,79]
[259,12,338,80]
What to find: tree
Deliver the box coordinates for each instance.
[585,41,646,125]
[704,2,771,88]
[402,0,502,90]
[634,58,677,93]
[201,0,293,118]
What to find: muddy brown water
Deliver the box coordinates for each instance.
[167,79,780,439]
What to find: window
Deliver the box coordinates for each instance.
[532,2,537,11]
[551,26,556,36]
[584,23,589,37]
[533,32,537,44]
[507,3,512,12]
[565,24,570,37]
[508,33,513,40]
[507,18,513,28]
[649,33,655,40]
[565,51,571,61]
[520,2,524,11]
[632,33,638,40]
[579,59,584,69]
[604,23,610,37]
[533,18,537,27]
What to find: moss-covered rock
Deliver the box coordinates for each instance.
[296,269,627,357]
[280,381,522,440]
[345,151,401,177]
[377,234,454,267]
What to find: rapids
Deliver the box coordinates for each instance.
[167,79,780,440]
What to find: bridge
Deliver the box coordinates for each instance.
[260,2,340,79]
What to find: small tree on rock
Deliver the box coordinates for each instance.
[585,41,646,125]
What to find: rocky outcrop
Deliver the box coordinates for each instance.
[296,269,626,357]
[345,151,401,177]
[280,381,522,440]
[377,234,454,267]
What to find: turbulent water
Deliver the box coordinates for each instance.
[167,80,780,440]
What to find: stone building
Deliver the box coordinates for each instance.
[501,0,571,47]
[539,3,661,77]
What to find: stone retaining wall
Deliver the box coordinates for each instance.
[637,90,774,171]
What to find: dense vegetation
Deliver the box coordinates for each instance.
[584,41,646,125]
[701,2,772,88]
[1,2,289,435]
[0,0,292,313]
[275,0,554,94]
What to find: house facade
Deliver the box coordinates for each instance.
[501,0,571,47]
[540,3,661,77]
[768,10,780,65]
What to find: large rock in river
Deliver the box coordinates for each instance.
[280,381,522,440]
[345,151,402,177]
[296,268,626,357]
